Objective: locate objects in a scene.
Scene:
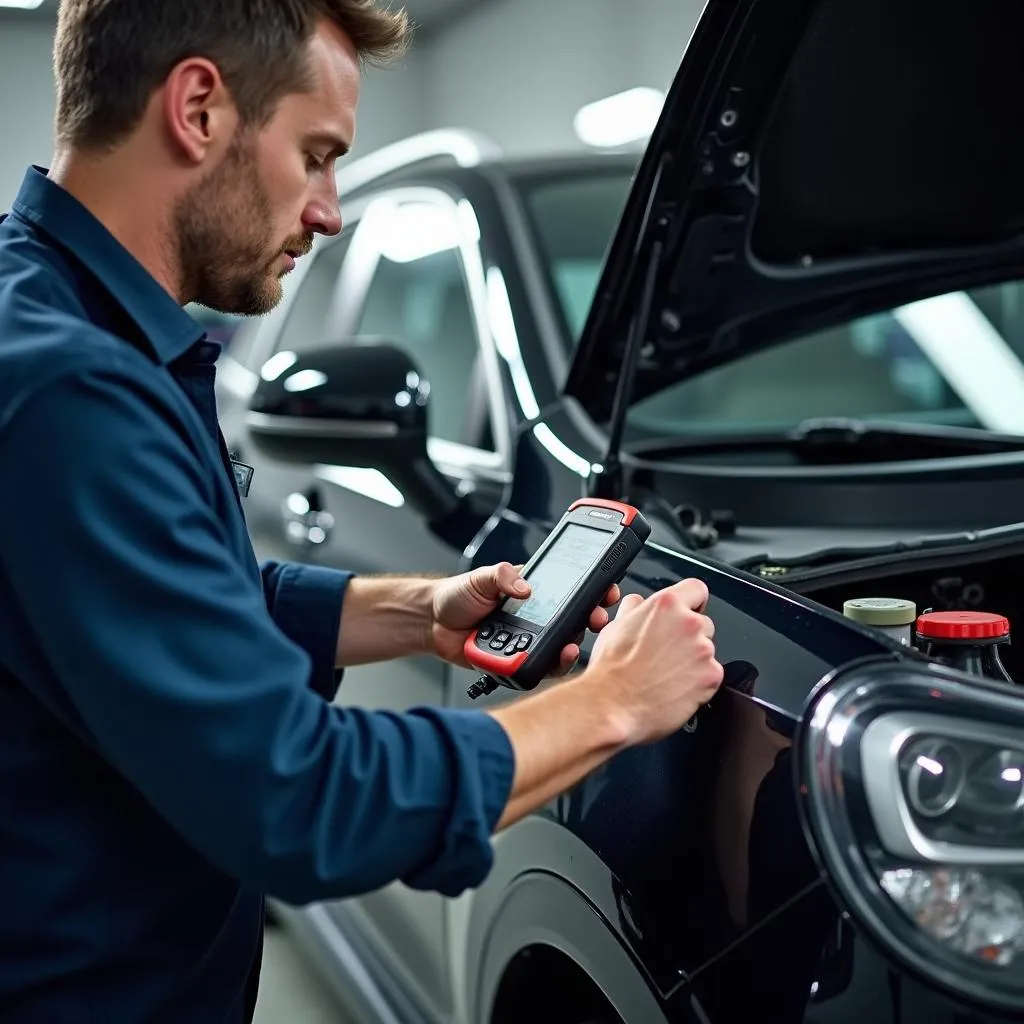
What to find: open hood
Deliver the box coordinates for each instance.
[565,0,1024,424]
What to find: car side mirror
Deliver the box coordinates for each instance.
[246,339,460,521]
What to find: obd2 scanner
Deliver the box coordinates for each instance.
[465,499,651,699]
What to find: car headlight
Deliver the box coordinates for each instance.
[798,659,1024,1012]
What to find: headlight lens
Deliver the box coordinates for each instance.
[799,660,1024,1012]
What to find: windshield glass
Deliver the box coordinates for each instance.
[628,285,1024,437]
[515,167,634,340]
[517,170,1024,436]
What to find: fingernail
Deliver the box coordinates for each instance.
[514,580,529,595]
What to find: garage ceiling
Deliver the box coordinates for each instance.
[0,0,486,34]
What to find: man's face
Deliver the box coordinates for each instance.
[174,20,359,315]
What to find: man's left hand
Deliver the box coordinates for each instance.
[430,562,621,675]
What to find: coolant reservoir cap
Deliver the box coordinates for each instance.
[843,597,917,626]
[916,610,1010,640]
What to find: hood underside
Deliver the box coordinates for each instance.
[567,0,1024,422]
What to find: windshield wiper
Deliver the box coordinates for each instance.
[627,417,1024,463]
[789,417,1024,461]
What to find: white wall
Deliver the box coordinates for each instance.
[0,21,58,210]
[418,0,707,155]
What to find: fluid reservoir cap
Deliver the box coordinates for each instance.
[843,597,917,626]
[916,610,1010,640]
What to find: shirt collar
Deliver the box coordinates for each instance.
[11,166,206,365]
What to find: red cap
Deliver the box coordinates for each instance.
[916,610,1010,640]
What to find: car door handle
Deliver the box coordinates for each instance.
[282,488,335,547]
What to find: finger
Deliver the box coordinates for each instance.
[701,614,716,640]
[601,584,621,608]
[616,593,645,618]
[558,643,581,674]
[669,577,710,612]
[588,606,610,632]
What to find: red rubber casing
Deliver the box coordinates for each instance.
[567,497,639,526]
[462,637,530,675]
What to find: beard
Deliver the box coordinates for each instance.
[173,132,311,317]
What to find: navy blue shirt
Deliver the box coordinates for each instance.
[0,167,515,1023]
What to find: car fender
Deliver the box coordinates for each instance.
[448,817,678,1024]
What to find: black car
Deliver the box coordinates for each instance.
[216,1,1024,1020]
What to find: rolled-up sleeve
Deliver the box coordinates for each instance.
[0,362,516,904]
[260,560,351,701]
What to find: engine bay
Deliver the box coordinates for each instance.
[802,552,1024,683]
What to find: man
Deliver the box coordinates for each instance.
[0,1,724,1021]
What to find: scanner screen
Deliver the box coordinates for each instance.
[503,523,611,627]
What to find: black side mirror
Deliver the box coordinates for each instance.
[246,339,460,521]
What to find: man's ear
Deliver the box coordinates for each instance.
[161,57,236,164]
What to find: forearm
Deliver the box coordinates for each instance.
[336,574,439,667]
[487,669,631,830]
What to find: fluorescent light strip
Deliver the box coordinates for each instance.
[574,87,666,149]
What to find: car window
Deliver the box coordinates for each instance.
[353,204,487,449]
[272,228,356,357]
[628,281,1024,436]
[514,169,635,341]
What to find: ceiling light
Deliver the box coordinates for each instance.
[574,87,666,149]
[0,0,47,9]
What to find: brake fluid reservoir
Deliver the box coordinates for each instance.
[843,597,917,646]
[915,610,1016,686]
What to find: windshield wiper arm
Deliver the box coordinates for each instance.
[790,417,1024,456]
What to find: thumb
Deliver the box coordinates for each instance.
[473,562,529,601]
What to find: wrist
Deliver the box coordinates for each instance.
[559,668,635,753]
[408,576,440,657]
[418,576,442,656]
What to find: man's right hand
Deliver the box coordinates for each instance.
[488,578,724,831]
[583,578,723,746]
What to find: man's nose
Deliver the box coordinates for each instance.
[302,183,342,237]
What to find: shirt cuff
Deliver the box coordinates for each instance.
[399,707,516,896]
[260,561,353,701]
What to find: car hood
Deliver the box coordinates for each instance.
[565,0,1024,423]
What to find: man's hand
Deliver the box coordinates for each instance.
[488,577,724,830]
[583,578,723,745]
[429,561,620,674]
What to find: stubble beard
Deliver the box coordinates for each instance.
[173,132,283,317]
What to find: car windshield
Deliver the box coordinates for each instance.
[517,169,1024,436]
[514,167,635,340]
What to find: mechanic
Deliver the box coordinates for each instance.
[0,2,724,1022]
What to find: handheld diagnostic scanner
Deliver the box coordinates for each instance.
[465,499,651,699]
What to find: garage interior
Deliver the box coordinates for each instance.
[8,2,1020,1023]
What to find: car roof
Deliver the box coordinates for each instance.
[337,135,640,200]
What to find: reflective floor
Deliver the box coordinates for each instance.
[253,921,349,1024]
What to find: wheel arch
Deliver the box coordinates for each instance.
[465,867,670,1024]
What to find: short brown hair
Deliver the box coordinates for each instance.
[54,0,410,150]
